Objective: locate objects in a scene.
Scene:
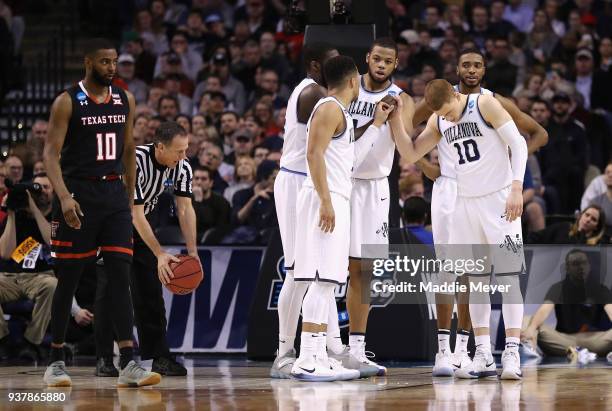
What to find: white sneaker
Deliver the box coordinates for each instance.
[501,349,522,380]
[519,341,542,359]
[270,349,296,379]
[117,360,162,387]
[328,357,360,380]
[329,345,378,378]
[432,351,454,377]
[350,342,387,377]
[455,346,496,379]
[452,350,472,372]
[291,355,336,382]
[44,361,72,387]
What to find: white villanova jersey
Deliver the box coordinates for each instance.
[437,85,494,179]
[348,76,403,179]
[303,96,355,200]
[437,93,512,197]
[279,77,317,174]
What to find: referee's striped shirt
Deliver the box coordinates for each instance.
[135,143,193,215]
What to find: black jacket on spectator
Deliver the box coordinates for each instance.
[231,188,277,231]
[591,68,612,113]
[193,193,231,241]
[537,118,588,214]
[211,169,229,195]
[484,59,518,97]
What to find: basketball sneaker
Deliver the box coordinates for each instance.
[455,346,496,379]
[328,357,360,380]
[519,341,542,360]
[452,350,472,372]
[329,345,379,378]
[270,349,296,379]
[290,355,336,382]
[432,350,454,377]
[500,349,522,380]
[44,361,72,387]
[117,360,162,387]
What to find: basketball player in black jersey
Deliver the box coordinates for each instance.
[42,38,160,387]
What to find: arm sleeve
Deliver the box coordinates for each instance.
[174,161,193,197]
[353,124,382,169]
[497,120,528,183]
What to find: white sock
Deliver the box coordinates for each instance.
[300,331,319,359]
[438,329,451,353]
[326,297,344,354]
[475,335,491,352]
[349,334,365,354]
[455,329,470,353]
[505,336,520,352]
[278,335,295,357]
[317,331,329,361]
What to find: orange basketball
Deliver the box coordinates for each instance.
[165,255,204,295]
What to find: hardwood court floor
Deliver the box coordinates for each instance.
[0,357,611,410]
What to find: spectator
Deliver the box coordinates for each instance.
[402,197,433,245]
[574,48,595,110]
[182,9,207,56]
[254,99,281,137]
[233,40,262,93]
[163,74,192,115]
[4,155,23,184]
[192,166,231,242]
[527,205,607,245]
[202,13,228,53]
[422,5,445,49]
[32,161,45,177]
[158,95,179,121]
[146,115,163,144]
[253,145,269,166]
[513,71,545,99]
[199,143,228,194]
[224,156,256,206]
[591,42,612,113]
[123,34,156,84]
[154,31,202,82]
[231,159,278,233]
[133,114,149,146]
[599,36,612,72]
[503,0,534,33]
[486,37,519,97]
[192,113,207,135]
[116,53,148,104]
[581,174,606,211]
[468,5,491,52]
[224,129,255,169]
[399,175,425,208]
[544,0,566,38]
[134,9,168,56]
[0,173,57,361]
[526,9,559,65]
[195,47,246,114]
[244,115,265,144]
[25,119,47,165]
[154,51,195,96]
[590,161,612,232]
[198,90,226,126]
[249,68,287,110]
[523,166,546,233]
[489,0,516,38]
[259,31,291,84]
[233,0,277,39]
[521,250,612,358]
[146,86,165,114]
[536,92,588,214]
[175,114,191,134]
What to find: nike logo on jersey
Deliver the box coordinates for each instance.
[299,367,316,373]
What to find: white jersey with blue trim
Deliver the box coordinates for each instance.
[348,76,403,179]
[438,85,494,179]
[279,77,317,174]
[437,93,512,197]
[303,96,355,200]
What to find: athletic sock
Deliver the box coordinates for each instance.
[300,332,319,359]
[455,329,470,353]
[317,332,329,361]
[49,346,65,364]
[119,346,134,369]
[505,336,520,352]
[349,333,365,355]
[278,335,295,357]
[437,329,451,354]
[475,335,491,352]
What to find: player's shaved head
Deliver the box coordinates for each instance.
[84,38,116,58]
[424,79,454,111]
[323,55,358,89]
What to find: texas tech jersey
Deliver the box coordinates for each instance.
[61,81,129,178]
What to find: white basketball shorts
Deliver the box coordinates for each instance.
[273,168,306,271]
[349,177,390,259]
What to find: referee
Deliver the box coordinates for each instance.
[131,121,199,376]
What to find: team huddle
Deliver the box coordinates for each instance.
[272,37,547,382]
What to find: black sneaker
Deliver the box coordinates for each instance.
[151,356,187,376]
[95,357,119,377]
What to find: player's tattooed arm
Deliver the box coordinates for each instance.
[411,98,434,129]
[307,101,342,233]
[123,91,137,209]
[44,92,84,229]
[297,83,327,123]
[495,94,548,154]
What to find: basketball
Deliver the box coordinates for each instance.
[165,255,204,295]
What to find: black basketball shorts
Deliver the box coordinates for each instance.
[51,178,133,263]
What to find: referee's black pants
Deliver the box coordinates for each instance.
[129,231,171,360]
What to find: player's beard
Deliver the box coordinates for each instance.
[368,69,392,86]
[92,67,113,86]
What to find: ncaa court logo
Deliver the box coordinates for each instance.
[267,255,350,328]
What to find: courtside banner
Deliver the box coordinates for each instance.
[162,246,265,353]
